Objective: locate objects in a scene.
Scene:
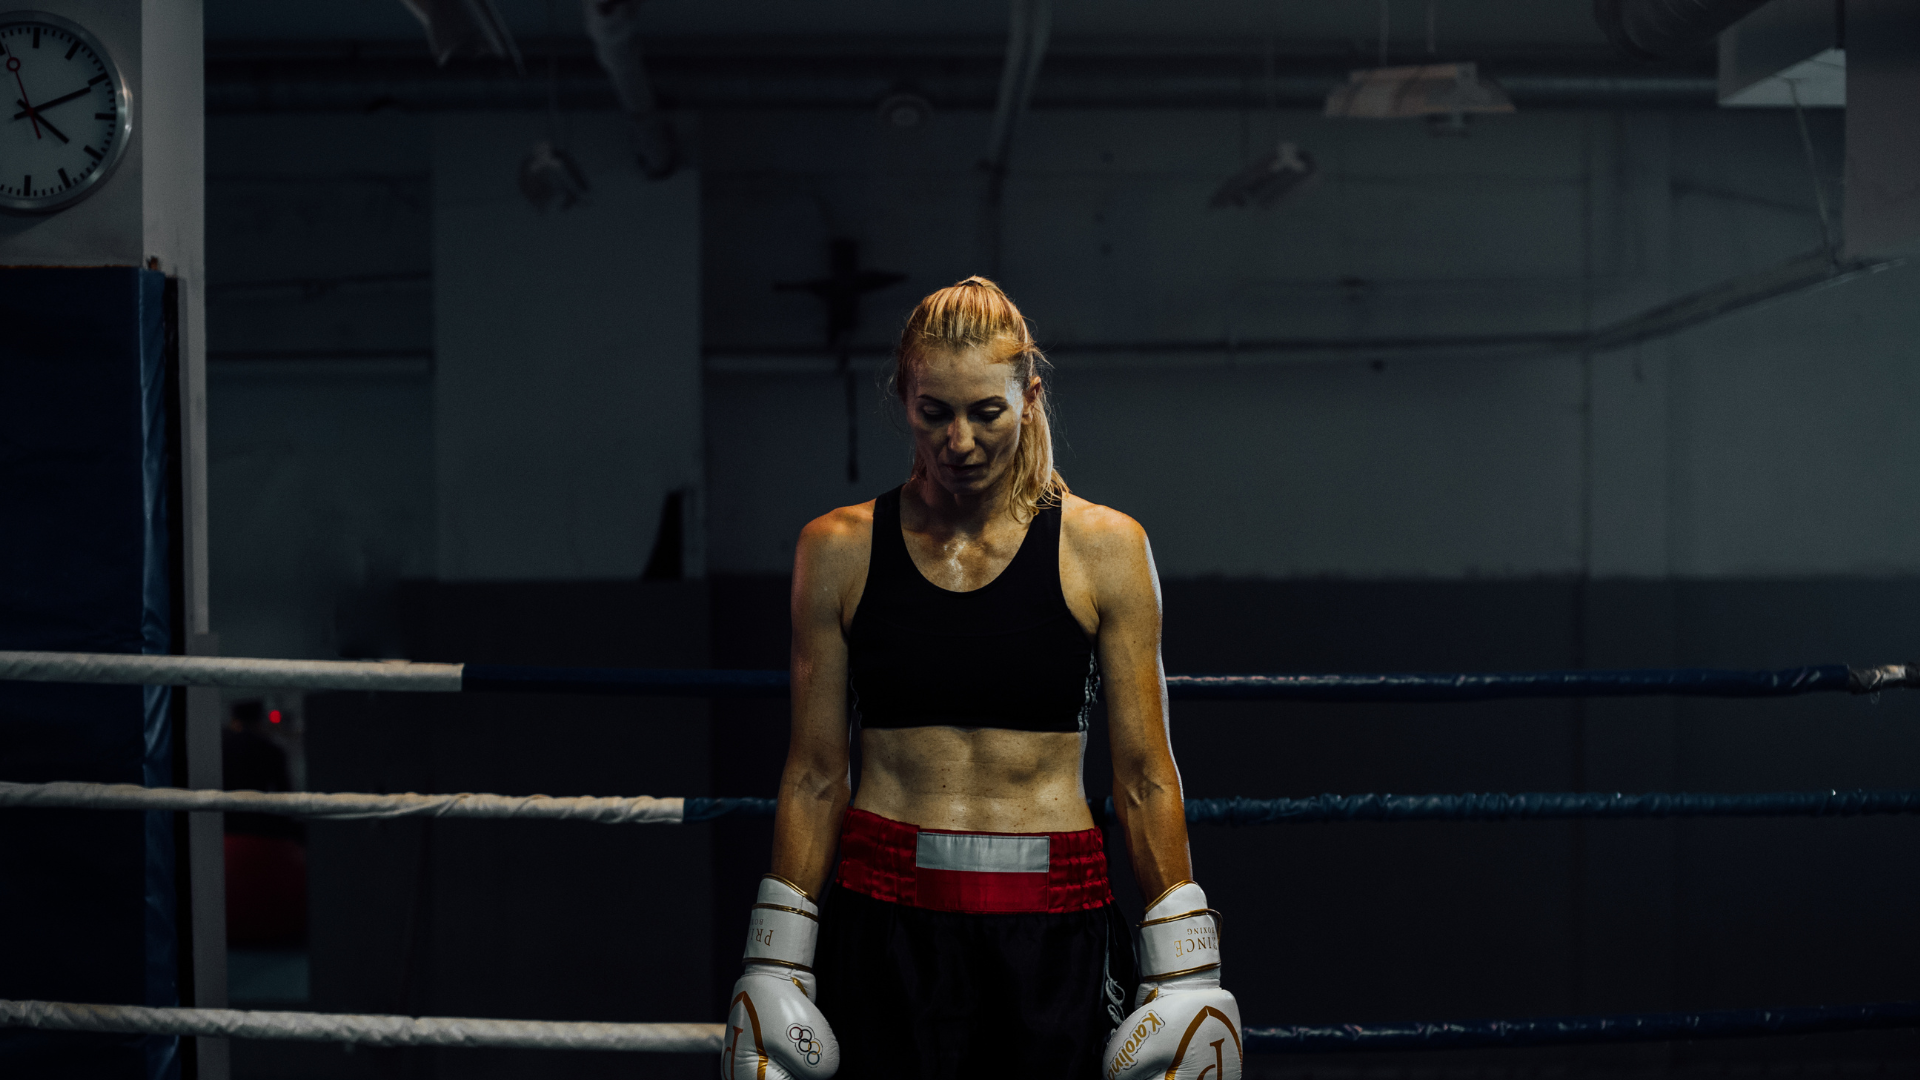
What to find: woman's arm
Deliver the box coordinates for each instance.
[1082,510,1192,902]
[767,510,864,897]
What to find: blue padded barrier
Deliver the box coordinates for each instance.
[462,664,790,698]
[1178,788,1920,824]
[0,268,178,1080]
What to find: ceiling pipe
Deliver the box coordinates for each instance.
[581,0,678,178]
[1594,0,1774,61]
[983,0,1053,176]
[204,43,1714,114]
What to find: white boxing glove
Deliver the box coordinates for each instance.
[1102,882,1242,1080]
[722,875,841,1080]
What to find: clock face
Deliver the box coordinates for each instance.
[0,12,131,214]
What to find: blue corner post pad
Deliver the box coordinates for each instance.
[0,267,179,1080]
[684,797,781,822]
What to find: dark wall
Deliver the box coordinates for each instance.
[710,574,1920,1072]
[294,581,711,1080]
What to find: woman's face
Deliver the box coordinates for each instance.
[906,348,1038,500]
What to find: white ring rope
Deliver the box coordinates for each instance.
[0,782,686,825]
[0,651,462,692]
[0,1000,722,1052]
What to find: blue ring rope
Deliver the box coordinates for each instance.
[460,663,1899,701]
[680,788,1920,823]
[1244,1000,1920,1052]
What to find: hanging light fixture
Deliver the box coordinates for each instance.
[1209,141,1317,209]
[1324,62,1514,120]
[1323,1,1513,123]
[1208,34,1318,209]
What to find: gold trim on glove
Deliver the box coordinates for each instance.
[761,873,815,903]
[751,902,819,922]
[744,957,814,973]
[1140,960,1221,982]
[1143,879,1197,912]
[1140,907,1217,929]
[1165,1005,1242,1080]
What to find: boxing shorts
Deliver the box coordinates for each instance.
[815,808,1137,1080]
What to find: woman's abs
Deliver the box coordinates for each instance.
[851,727,1095,833]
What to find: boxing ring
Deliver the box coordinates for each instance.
[2,648,1917,1056]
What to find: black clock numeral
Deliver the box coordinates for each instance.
[31,28,39,48]
[83,145,100,161]
[22,175,30,196]
[95,112,113,120]
[89,74,107,86]
[58,168,70,188]
[66,41,78,60]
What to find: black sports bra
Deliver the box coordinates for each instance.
[846,486,1099,733]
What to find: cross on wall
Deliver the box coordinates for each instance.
[775,239,908,483]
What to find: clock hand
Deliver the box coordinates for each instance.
[15,100,68,143]
[3,55,39,138]
[12,84,92,118]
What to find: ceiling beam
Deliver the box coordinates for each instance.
[205,37,1714,114]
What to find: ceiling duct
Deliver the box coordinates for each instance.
[583,0,678,179]
[397,0,523,71]
[1718,0,1843,106]
[1323,63,1514,119]
[1595,0,1773,61]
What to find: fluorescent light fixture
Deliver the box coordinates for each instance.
[1324,62,1514,120]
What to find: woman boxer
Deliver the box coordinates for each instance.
[723,277,1240,1080]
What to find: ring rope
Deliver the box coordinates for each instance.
[1177,788,1920,824]
[3,998,1913,1053]
[3,650,1914,701]
[0,651,461,692]
[0,1000,721,1052]
[0,782,685,824]
[1244,1000,1920,1052]
[8,782,1920,825]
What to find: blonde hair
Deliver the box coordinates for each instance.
[893,276,1067,521]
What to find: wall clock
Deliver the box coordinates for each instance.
[0,11,131,214]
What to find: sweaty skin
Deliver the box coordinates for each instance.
[770,347,1192,901]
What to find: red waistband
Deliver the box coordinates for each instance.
[835,808,1112,914]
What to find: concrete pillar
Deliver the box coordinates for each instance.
[0,1,219,1075]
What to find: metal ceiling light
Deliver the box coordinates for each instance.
[520,141,590,211]
[878,92,933,129]
[1324,62,1514,119]
[520,0,589,212]
[397,0,524,71]
[1209,34,1317,209]
[1324,1,1513,123]
[1209,141,1317,209]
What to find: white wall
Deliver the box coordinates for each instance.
[434,112,703,580]
[701,105,1920,579]
[206,102,1920,666]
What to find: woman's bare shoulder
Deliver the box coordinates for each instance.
[1059,492,1148,556]
[796,500,877,570]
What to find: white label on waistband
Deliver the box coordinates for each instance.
[914,831,1050,874]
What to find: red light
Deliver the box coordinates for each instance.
[269,710,282,725]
